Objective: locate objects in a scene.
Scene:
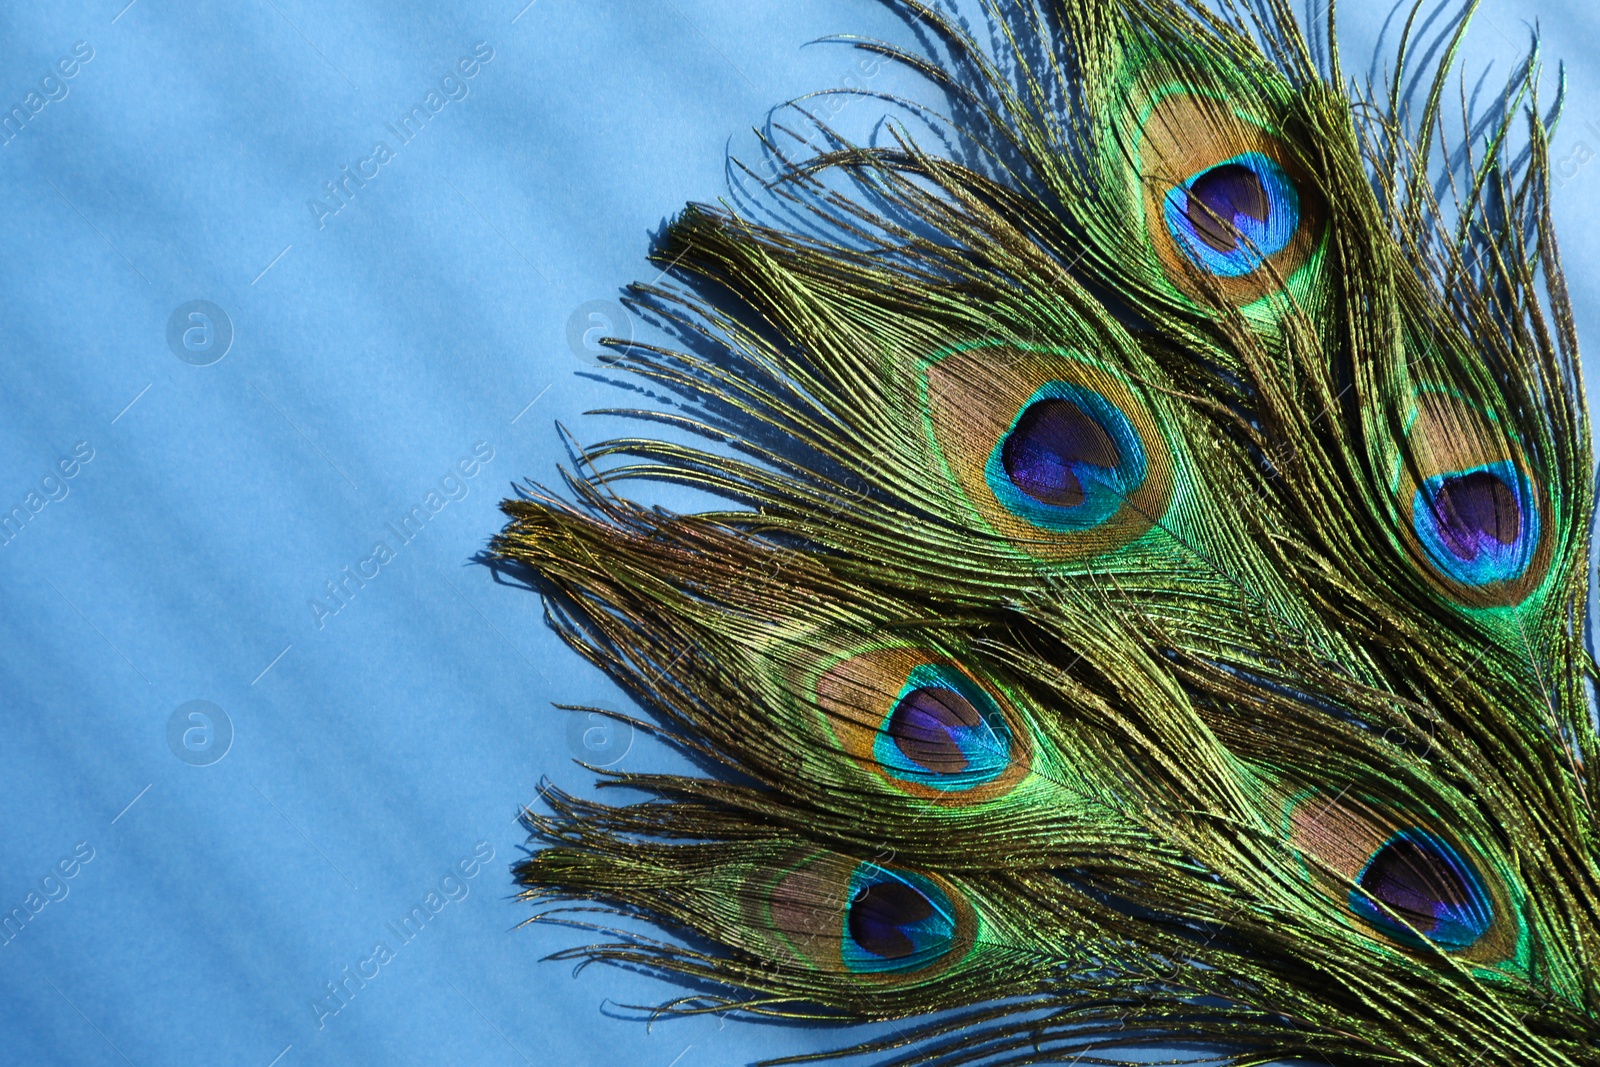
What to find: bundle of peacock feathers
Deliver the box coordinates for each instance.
[493,0,1600,1063]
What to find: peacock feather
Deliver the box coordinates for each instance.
[491,0,1600,1063]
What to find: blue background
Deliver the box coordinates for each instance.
[1,2,1597,1065]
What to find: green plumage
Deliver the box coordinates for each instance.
[493,0,1600,1063]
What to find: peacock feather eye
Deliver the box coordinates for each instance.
[1136,91,1324,305]
[816,647,1031,804]
[841,865,959,973]
[924,345,1174,560]
[1162,152,1302,277]
[986,383,1148,531]
[875,665,1013,788]
[888,686,985,772]
[1411,463,1540,589]
[755,852,975,980]
[1349,829,1495,951]
[1391,392,1550,607]
[1283,791,1524,966]
[999,397,1119,507]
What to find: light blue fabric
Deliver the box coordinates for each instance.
[2,2,1598,1065]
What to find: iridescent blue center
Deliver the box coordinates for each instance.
[985,382,1147,530]
[1163,152,1301,277]
[873,665,1011,791]
[1411,461,1538,587]
[843,865,957,972]
[1349,828,1494,950]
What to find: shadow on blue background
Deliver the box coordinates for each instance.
[2,1,1598,1065]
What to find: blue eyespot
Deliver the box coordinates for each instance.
[1163,152,1301,277]
[1350,828,1494,950]
[843,864,958,972]
[873,665,1011,791]
[986,382,1149,531]
[1411,461,1539,588]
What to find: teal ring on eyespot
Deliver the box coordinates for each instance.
[1348,828,1494,950]
[984,382,1148,531]
[1163,151,1301,277]
[841,864,958,973]
[870,664,1012,791]
[1411,460,1539,588]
